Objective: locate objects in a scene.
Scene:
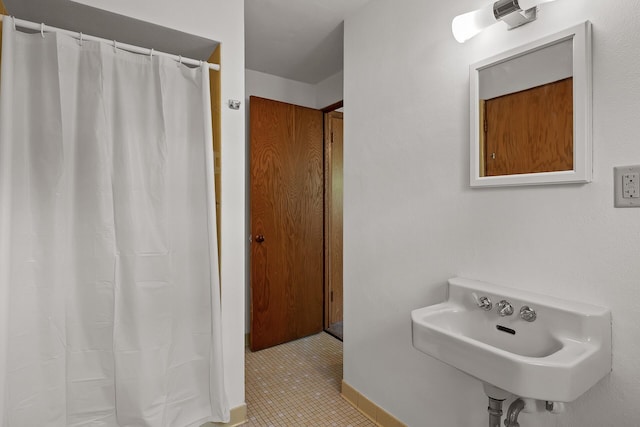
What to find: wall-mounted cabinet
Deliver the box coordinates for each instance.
[470,21,592,187]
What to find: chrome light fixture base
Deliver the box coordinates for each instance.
[451,0,553,43]
[494,0,538,30]
[502,7,538,30]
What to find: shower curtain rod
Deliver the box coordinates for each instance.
[3,15,221,71]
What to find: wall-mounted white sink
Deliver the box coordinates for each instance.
[411,277,611,402]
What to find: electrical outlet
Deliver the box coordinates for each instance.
[623,173,640,198]
[614,166,640,207]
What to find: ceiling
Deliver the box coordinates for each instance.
[244,0,371,84]
[3,0,371,85]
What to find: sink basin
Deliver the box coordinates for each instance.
[411,277,611,402]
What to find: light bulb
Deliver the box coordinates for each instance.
[451,2,498,43]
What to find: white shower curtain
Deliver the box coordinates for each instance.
[0,18,229,426]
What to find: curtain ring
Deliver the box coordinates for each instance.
[113,40,117,53]
[149,48,154,58]
[40,23,45,38]
[79,32,83,46]
[178,55,182,64]
[199,60,204,68]
[11,16,16,31]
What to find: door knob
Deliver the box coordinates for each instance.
[255,234,265,243]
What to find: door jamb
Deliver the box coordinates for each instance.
[322,100,343,113]
[323,102,343,329]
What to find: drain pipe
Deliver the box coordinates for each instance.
[487,397,504,427]
[504,398,525,427]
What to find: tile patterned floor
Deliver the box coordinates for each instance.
[244,332,377,427]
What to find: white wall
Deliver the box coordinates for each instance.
[316,70,344,109]
[245,68,343,110]
[245,69,317,108]
[344,1,640,426]
[74,0,247,410]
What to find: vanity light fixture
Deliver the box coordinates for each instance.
[452,0,557,43]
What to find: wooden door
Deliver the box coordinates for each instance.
[324,112,343,330]
[483,77,573,176]
[250,96,324,351]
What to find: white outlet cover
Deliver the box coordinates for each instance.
[614,165,640,207]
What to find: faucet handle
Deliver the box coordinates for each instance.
[497,300,514,316]
[520,306,537,322]
[477,296,493,311]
